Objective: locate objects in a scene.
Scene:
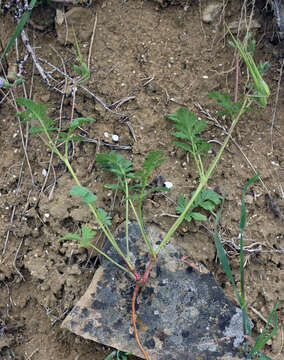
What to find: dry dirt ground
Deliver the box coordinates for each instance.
[0,0,284,359]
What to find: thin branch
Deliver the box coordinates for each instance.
[88,12,97,70]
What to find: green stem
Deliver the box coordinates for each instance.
[197,153,205,179]
[88,243,135,279]
[129,200,155,257]
[155,97,251,255]
[125,180,130,263]
[39,129,134,271]
[240,232,245,307]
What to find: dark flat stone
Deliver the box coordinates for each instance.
[62,222,246,359]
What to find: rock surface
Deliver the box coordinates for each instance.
[62,222,246,359]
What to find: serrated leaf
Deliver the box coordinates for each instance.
[191,212,207,221]
[207,91,241,117]
[173,141,192,153]
[166,107,209,158]
[176,189,222,223]
[97,208,112,226]
[69,117,95,128]
[176,194,187,214]
[139,151,166,180]
[29,125,44,135]
[60,226,95,248]
[70,186,97,203]
[16,98,57,135]
[200,200,215,211]
[96,151,133,180]
[81,225,95,246]
[60,233,81,242]
[194,188,222,207]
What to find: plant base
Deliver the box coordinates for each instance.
[62,222,246,359]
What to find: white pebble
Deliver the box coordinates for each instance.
[202,75,209,79]
[42,168,48,177]
[164,181,173,189]
[112,134,119,142]
[104,132,109,138]
[44,213,50,218]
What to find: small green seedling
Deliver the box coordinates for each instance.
[104,350,132,360]
[72,27,90,85]
[0,75,23,89]
[214,175,281,359]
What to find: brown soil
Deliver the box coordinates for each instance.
[0,0,283,359]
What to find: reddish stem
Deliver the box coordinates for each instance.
[141,255,156,283]
[132,283,149,360]
[131,268,140,281]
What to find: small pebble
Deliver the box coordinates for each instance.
[104,132,109,138]
[112,134,119,142]
[42,169,48,177]
[164,181,173,189]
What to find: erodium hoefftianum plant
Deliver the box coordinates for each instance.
[15,30,274,359]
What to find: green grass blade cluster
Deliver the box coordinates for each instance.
[214,175,280,358]
[0,0,37,63]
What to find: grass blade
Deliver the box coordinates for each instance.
[247,302,280,358]
[214,200,242,304]
[0,0,37,63]
[239,173,259,307]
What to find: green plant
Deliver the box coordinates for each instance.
[214,175,281,359]
[15,31,271,359]
[104,350,131,360]
[0,0,37,64]
[0,0,37,90]
[176,189,222,222]
[227,27,270,107]
[0,75,23,89]
[72,27,90,85]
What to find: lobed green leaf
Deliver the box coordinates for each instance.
[166,107,210,157]
[70,185,97,203]
[176,189,222,222]
[97,208,112,226]
[96,151,133,180]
